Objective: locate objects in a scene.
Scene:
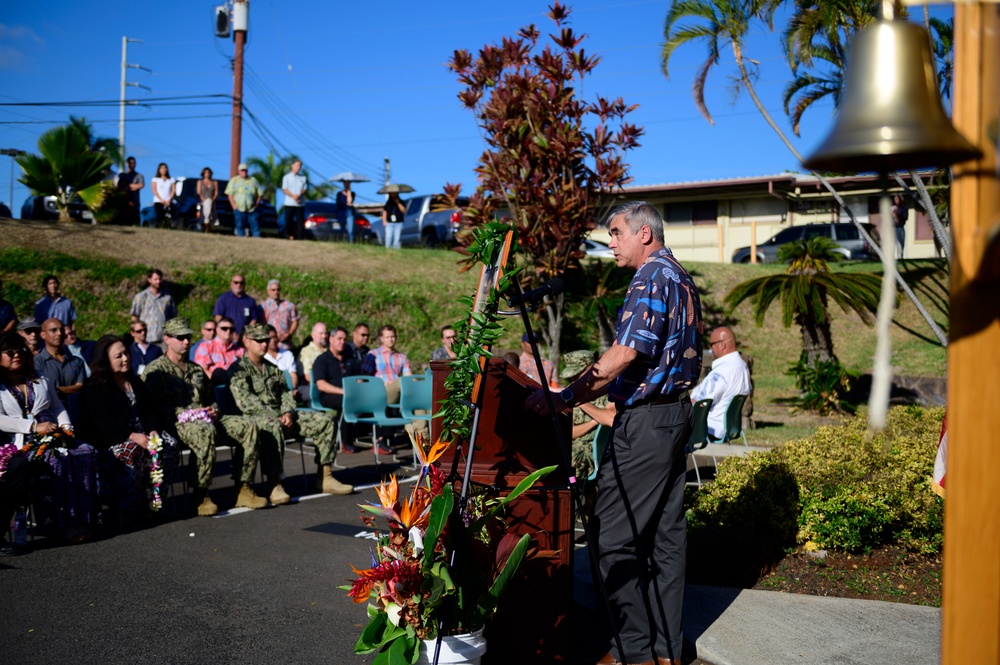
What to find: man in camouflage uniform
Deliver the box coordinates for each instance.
[562,350,610,481]
[229,323,352,504]
[143,317,268,515]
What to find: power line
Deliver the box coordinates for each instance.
[0,94,233,108]
[0,114,231,125]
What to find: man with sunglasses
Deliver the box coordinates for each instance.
[145,318,267,515]
[128,320,162,377]
[194,316,245,385]
[690,326,751,440]
[213,274,261,335]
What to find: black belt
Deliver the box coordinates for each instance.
[617,390,689,411]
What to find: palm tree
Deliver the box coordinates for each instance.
[68,115,123,166]
[929,17,953,102]
[660,0,949,347]
[246,153,335,206]
[16,124,112,222]
[725,236,882,364]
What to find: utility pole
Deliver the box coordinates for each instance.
[383,157,391,186]
[942,4,1000,664]
[119,36,150,169]
[230,0,249,177]
[1,148,25,208]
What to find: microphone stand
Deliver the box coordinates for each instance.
[502,279,628,665]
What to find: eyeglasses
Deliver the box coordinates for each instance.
[218,326,233,331]
[203,327,215,332]
[175,335,192,342]
[2,349,22,358]
[232,280,244,285]
[133,328,147,334]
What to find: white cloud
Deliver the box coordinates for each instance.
[0,23,45,45]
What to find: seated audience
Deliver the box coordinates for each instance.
[34,318,87,423]
[18,318,41,356]
[128,319,163,376]
[362,325,413,455]
[261,279,299,350]
[229,323,352,500]
[81,335,177,520]
[298,322,328,384]
[0,332,97,544]
[213,273,260,335]
[33,275,76,327]
[194,316,244,384]
[64,322,94,375]
[691,326,752,439]
[312,326,357,451]
[345,322,370,365]
[189,319,216,362]
[430,325,458,361]
[143,318,266,515]
[264,325,298,389]
[518,333,556,387]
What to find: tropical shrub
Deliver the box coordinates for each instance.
[689,406,944,554]
[785,351,853,414]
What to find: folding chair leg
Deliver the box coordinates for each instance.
[372,425,380,466]
[741,431,748,448]
[332,414,346,470]
[693,457,702,487]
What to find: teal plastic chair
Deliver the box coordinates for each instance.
[685,398,715,486]
[586,424,613,483]
[342,376,410,464]
[283,370,295,392]
[399,374,434,465]
[308,380,346,468]
[710,394,749,447]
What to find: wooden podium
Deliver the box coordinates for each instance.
[431,358,574,664]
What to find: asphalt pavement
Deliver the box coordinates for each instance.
[2,442,942,665]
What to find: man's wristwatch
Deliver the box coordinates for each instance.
[559,387,575,407]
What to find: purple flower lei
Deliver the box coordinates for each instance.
[177,407,215,425]
[0,443,22,482]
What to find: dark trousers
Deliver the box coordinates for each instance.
[1,456,32,537]
[594,399,691,664]
[285,206,304,240]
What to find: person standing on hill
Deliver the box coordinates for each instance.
[225,163,263,238]
[528,201,702,665]
[130,268,177,348]
[382,193,405,249]
[151,162,176,229]
[116,156,144,226]
[197,167,218,231]
[336,180,356,242]
[281,159,307,241]
[34,275,76,327]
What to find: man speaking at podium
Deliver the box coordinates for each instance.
[527,201,702,665]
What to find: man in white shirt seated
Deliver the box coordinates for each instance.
[691,326,751,439]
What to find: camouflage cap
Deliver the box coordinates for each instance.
[242,321,271,342]
[560,349,596,379]
[163,317,196,337]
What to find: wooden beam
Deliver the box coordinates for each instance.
[943,4,1000,664]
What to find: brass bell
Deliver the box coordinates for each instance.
[805,19,981,172]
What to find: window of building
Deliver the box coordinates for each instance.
[664,200,717,225]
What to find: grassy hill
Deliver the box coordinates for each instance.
[0,218,949,445]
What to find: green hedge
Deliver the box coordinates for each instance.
[688,406,944,554]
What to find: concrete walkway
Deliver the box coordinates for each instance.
[684,585,941,665]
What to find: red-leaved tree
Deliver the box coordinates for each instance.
[447,2,643,364]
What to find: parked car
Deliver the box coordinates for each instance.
[400,194,469,247]
[20,195,93,222]
[731,223,880,264]
[301,201,381,243]
[0,202,11,219]
[583,238,615,260]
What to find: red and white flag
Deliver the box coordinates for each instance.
[932,413,947,498]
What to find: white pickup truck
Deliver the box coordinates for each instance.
[399,194,469,247]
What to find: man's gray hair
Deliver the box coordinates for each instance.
[606,201,664,245]
[267,279,280,289]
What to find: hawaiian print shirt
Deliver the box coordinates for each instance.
[228,355,296,418]
[519,352,556,387]
[224,175,262,212]
[193,338,244,376]
[129,288,177,342]
[261,298,299,347]
[609,247,702,406]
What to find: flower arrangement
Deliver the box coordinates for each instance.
[177,407,216,425]
[345,431,555,663]
[22,425,76,460]
[0,443,20,481]
[147,433,164,511]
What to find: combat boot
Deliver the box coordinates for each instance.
[267,477,291,506]
[193,489,219,517]
[234,482,267,510]
[317,464,353,495]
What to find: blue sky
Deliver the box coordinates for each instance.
[0,1,951,209]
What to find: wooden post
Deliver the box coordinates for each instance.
[942,5,1000,664]
[750,220,757,264]
[717,223,724,263]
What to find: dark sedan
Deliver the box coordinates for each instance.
[140,177,279,235]
[302,201,381,243]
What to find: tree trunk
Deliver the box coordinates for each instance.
[798,316,834,365]
[595,311,615,354]
[731,44,949,348]
[542,293,565,370]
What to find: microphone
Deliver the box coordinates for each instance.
[507,278,566,307]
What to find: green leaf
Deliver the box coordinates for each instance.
[469,465,557,532]
[422,485,454,568]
